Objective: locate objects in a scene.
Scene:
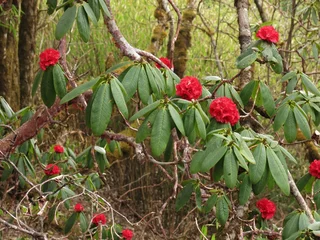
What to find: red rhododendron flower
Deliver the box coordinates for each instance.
[309,160,320,178]
[155,57,173,70]
[176,76,202,101]
[256,198,276,219]
[122,229,134,240]
[92,213,107,225]
[44,164,61,176]
[74,203,84,212]
[53,144,64,154]
[209,97,240,126]
[39,48,60,71]
[256,26,279,43]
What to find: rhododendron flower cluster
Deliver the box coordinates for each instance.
[44,164,61,176]
[155,57,173,70]
[122,229,134,240]
[39,48,60,71]
[53,144,64,153]
[256,198,276,219]
[309,160,320,178]
[256,26,279,43]
[209,97,240,126]
[74,203,84,212]
[176,76,202,101]
[92,213,107,225]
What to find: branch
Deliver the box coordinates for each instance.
[167,0,181,61]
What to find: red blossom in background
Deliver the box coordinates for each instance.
[44,164,61,176]
[39,48,60,71]
[92,213,107,225]
[209,97,240,126]
[176,76,202,101]
[74,203,84,212]
[309,160,320,178]
[53,144,64,153]
[122,229,134,240]
[155,57,173,70]
[256,198,276,219]
[256,26,279,43]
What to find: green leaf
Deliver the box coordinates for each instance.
[85,86,98,128]
[79,212,88,233]
[121,65,140,100]
[136,109,158,143]
[233,146,248,171]
[60,77,100,104]
[105,61,131,74]
[270,44,283,74]
[47,0,57,14]
[110,78,128,118]
[312,42,319,61]
[52,64,67,98]
[259,82,275,117]
[228,84,244,108]
[168,104,185,136]
[190,151,205,174]
[77,6,90,42]
[32,70,43,97]
[267,147,290,195]
[236,48,258,69]
[252,166,268,195]
[195,185,202,210]
[90,83,113,136]
[284,109,297,143]
[64,212,78,234]
[239,139,255,164]
[98,0,111,18]
[216,196,229,226]
[200,145,227,173]
[298,212,310,230]
[138,66,151,104]
[293,106,311,139]
[239,174,252,205]
[278,145,297,163]
[195,102,210,124]
[282,213,300,239]
[223,149,238,188]
[55,5,77,40]
[184,108,195,137]
[296,173,312,191]
[203,194,217,213]
[240,80,256,106]
[262,44,273,61]
[41,66,56,107]
[83,2,97,25]
[195,109,206,139]
[286,76,298,94]
[249,143,266,184]
[151,108,171,157]
[273,103,290,131]
[281,71,297,82]
[129,100,160,122]
[301,73,320,96]
[145,64,161,97]
[88,0,100,21]
[175,183,193,211]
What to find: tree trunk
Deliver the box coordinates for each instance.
[0,0,21,110]
[18,0,37,108]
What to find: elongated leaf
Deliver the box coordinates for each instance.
[240,80,256,106]
[52,64,67,98]
[267,147,290,195]
[252,166,268,195]
[195,109,206,139]
[85,86,98,128]
[32,70,43,97]
[223,149,238,188]
[293,106,311,139]
[79,212,88,233]
[184,108,195,137]
[129,100,160,122]
[145,64,161,97]
[296,173,312,191]
[216,196,229,226]
[229,84,244,108]
[138,67,151,104]
[151,108,171,156]
[83,2,97,25]
[233,146,248,171]
[249,143,266,184]
[281,71,297,82]
[239,139,255,164]
[88,0,100,21]
[201,145,227,172]
[77,6,90,42]
[106,61,131,74]
[270,44,283,74]
[195,103,210,124]
[301,73,320,96]
[64,212,78,234]
[190,151,205,174]
[98,0,111,18]
[110,78,128,118]
[282,213,300,239]
[41,66,56,107]
[284,109,297,143]
[168,104,185,135]
[312,43,319,61]
[273,103,290,131]
[260,82,275,117]
[90,83,113,135]
[239,174,252,205]
[121,65,140,100]
[136,109,158,143]
[60,77,100,104]
[299,212,310,230]
[55,5,77,40]
[236,48,258,69]
[203,194,217,213]
[175,183,193,211]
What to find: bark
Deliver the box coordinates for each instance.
[254,0,268,22]
[173,0,197,78]
[0,0,21,110]
[18,0,37,108]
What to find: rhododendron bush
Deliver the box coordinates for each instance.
[0,0,320,239]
